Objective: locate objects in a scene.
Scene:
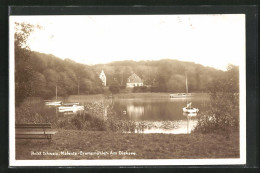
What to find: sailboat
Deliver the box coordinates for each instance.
[182,72,199,113]
[45,85,62,106]
[169,72,192,98]
[183,102,199,113]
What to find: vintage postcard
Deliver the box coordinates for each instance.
[9,13,246,166]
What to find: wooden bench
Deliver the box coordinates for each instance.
[15,123,57,142]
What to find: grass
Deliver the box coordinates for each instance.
[16,129,239,160]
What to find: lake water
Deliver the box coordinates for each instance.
[109,94,209,134]
[59,93,210,134]
[19,94,209,134]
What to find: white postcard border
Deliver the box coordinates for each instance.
[9,15,246,166]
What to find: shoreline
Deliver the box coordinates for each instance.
[20,92,210,104]
[67,92,209,100]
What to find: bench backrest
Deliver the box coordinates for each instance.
[15,123,52,129]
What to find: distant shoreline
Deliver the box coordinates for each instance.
[67,92,209,100]
[18,93,210,106]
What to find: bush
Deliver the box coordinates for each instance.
[85,113,107,131]
[57,113,107,131]
[193,65,239,133]
[119,85,126,90]
[150,86,160,92]
[109,85,120,94]
[133,86,149,93]
[193,93,239,133]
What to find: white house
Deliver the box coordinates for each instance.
[99,70,106,86]
[126,73,143,88]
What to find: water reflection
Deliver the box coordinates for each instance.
[64,94,208,134]
[127,105,144,119]
[183,112,198,134]
[113,97,208,121]
[112,97,207,134]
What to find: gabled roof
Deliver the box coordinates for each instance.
[127,73,143,83]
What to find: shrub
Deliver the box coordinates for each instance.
[86,114,107,131]
[193,93,239,133]
[71,116,84,130]
[150,86,160,92]
[193,65,239,133]
[109,85,120,94]
[133,86,149,93]
[57,113,107,131]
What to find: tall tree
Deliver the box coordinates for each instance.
[15,22,41,104]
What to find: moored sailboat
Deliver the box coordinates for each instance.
[44,85,62,106]
[182,72,199,113]
[170,72,192,98]
[182,102,199,113]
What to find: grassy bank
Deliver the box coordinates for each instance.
[16,129,239,160]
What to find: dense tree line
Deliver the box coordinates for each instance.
[15,22,239,105]
[95,59,229,93]
[16,50,104,103]
[15,23,104,104]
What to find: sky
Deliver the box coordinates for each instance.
[10,14,245,70]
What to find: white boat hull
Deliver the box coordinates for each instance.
[183,107,199,113]
[58,105,84,113]
[45,101,62,106]
[183,112,198,117]
[170,93,192,98]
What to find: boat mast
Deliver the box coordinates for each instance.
[185,72,188,105]
[185,72,188,94]
[56,85,57,101]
